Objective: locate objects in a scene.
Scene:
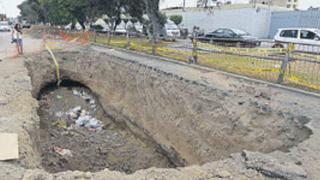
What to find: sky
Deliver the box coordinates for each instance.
[0,0,319,17]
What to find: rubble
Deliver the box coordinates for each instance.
[242,151,307,180]
[53,147,73,157]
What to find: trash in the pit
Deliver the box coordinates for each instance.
[72,106,82,113]
[66,106,103,132]
[53,147,72,157]
[72,89,96,112]
[56,95,63,100]
[52,120,67,129]
[72,89,80,96]
[75,115,103,131]
[55,112,64,118]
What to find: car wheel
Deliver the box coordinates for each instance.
[272,43,284,48]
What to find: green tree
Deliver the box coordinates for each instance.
[169,15,183,26]
[18,0,44,23]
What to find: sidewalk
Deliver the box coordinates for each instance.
[0,32,42,59]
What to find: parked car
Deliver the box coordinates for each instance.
[274,28,320,47]
[164,20,181,39]
[196,28,260,48]
[90,24,109,33]
[22,21,31,29]
[0,21,11,32]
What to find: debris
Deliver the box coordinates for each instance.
[216,170,231,178]
[52,120,67,129]
[56,95,63,100]
[55,112,64,118]
[73,106,82,112]
[76,115,102,131]
[54,147,73,157]
[242,150,307,179]
[0,133,19,160]
[72,89,80,96]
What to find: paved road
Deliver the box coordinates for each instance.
[0,31,42,59]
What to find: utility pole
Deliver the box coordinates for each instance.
[183,0,186,11]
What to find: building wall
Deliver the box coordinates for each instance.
[269,10,320,37]
[163,6,284,38]
[249,0,298,9]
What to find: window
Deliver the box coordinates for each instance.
[205,34,214,38]
[224,30,235,37]
[300,30,316,40]
[213,29,224,34]
[287,4,291,8]
[280,30,298,38]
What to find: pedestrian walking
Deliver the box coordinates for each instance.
[12,23,23,55]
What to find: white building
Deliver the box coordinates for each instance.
[162,4,289,38]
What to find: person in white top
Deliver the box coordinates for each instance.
[12,23,23,55]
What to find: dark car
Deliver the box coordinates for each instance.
[196,28,260,48]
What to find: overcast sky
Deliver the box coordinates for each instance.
[0,0,319,17]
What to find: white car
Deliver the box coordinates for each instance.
[274,28,320,47]
[165,21,181,39]
[0,21,11,32]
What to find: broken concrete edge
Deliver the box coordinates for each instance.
[241,151,307,180]
[90,43,320,99]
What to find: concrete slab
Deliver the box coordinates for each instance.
[0,133,19,160]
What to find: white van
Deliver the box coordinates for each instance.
[274,28,320,47]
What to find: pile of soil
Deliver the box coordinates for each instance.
[38,86,174,173]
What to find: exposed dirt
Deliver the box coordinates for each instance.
[26,47,312,166]
[39,84,174,173]
[1,38,320,179]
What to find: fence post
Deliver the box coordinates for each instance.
[107,31,112,46]
[126,31,130,49]
[94,30,97,43]
[277,43,293,83]
[190,28,198,64]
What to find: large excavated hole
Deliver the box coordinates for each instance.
[28,50,312,175]
[38,80,176,173]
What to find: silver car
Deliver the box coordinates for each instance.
[0,21,11,32]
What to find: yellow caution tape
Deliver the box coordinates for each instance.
[45,43,61,86]
[288,75,320,90]
[69,36,80,43]
[288,43,295,52]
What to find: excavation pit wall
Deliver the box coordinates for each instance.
[25,48,312,174]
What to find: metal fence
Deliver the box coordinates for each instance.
[43,29,320,92]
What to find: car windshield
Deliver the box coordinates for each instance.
[166,24,178,30]
[231,29,249,36]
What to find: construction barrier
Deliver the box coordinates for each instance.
[41,29,320,91]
